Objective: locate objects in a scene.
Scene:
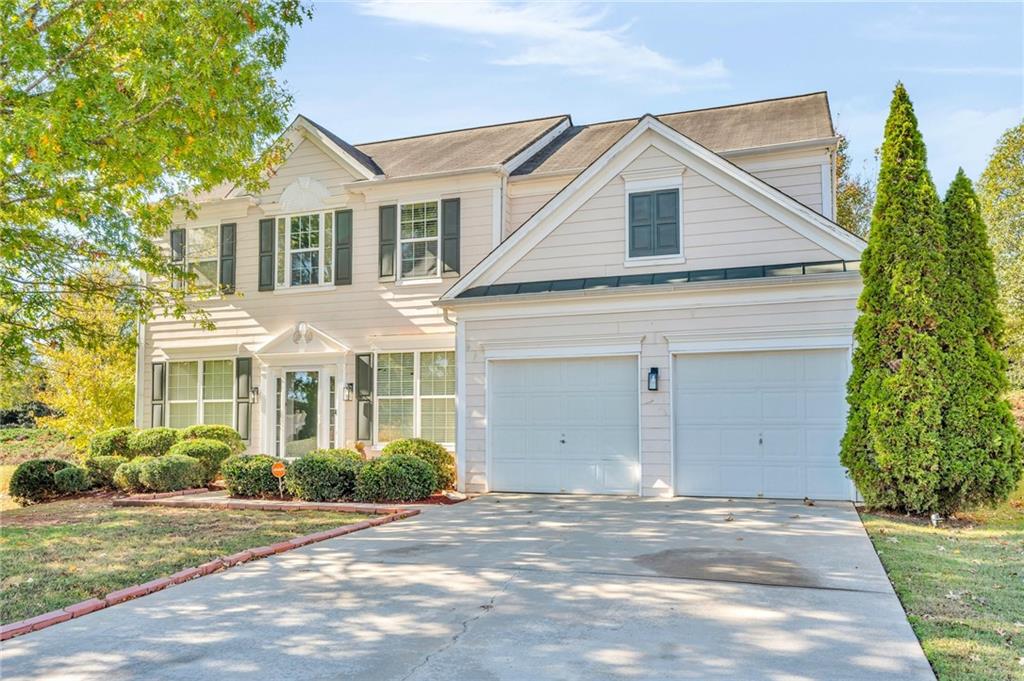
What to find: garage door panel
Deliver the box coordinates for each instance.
[762,428,803,457]
[720,429,759,458]
[805,390,846,420]
[763,466,804,497]
[762,391,801,420]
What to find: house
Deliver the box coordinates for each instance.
[136,91,865,500]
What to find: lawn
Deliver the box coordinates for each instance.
[0,427,76,511]
[1,497,371,624]
[862,482,1024,681]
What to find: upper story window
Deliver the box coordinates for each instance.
[187,226,220,287]
[628,188,681,259]
[400,201,439,279]
[276,212,334,288]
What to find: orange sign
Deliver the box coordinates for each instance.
[271,462,287,478]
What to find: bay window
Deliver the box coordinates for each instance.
[375,351,455,444]
[399,201,440,279]
[275,212,334,287]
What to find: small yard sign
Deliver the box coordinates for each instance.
[271,461,286,498]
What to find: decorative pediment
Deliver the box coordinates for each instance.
[254,323,350,363]
[279,177,331,213]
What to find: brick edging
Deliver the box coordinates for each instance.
[0,509,419,642]
[112,496,404,515]
[124,487,210,501]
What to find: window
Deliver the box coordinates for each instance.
[627,187,681,260]
[187,226,219,288]
[375,351,455,444]
[399,201,439,279]
[166,359,235,429]
[275,212,334,287]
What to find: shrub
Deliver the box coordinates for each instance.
[113,456,154,493]
[382,438,455,491]
[181,424,244,454]
[54,466,90,494]
[88,426,136,459]
[8,458,74,504]
[221,454,285,497]
[85,455,129,488]
[127,427,180,457]
[355,452,437,503]
[167,438,232,482]
[286,449,364,502]
[137,454,203,492]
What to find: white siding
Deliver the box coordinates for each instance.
[505,174,572,239]
[734,147,831,215]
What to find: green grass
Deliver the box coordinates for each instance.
[0,427,75,465]
[0,497,371,623]
[862,482,1024,681]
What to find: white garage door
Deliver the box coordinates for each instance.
[490,356,639,494]
[674,349,852,500]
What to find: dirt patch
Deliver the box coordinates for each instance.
[633,547,821,588]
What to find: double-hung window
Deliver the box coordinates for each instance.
[399,201,440,279]
[187,226,220,288]
[276,212,334,287]
[375,351,455,444]
[166,359,235,428]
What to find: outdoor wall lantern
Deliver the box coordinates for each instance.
[249,386,260,403]
[343,383,354,402]
[647,367,660,391]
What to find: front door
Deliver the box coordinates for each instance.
[282,370,319,457]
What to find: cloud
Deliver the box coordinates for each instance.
[355,1,727,91]
[899,66,1024,77]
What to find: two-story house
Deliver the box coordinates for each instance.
[136,91,866,500]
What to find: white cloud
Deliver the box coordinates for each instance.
[355,1,727,91]
[900,66,1023,77]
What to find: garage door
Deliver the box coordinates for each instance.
[490,356,639,494]
[674,349,852,500]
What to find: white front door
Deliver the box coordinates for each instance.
[673,348,852,500]
[489,356,640,495]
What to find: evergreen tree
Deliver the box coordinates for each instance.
[937,170,1022,510]
[841,83,948,513]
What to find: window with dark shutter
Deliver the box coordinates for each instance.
[355,353,374,441]
[379,205,397,280]
[219,223,236,293]
[441,198,460,275]
[169,228,186,289]
[335,209,353,285]
[628,188,680,258]
[258,218,275,291]
[235,357,251,440]
[151,362,166,426]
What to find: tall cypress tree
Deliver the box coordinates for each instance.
[841,83,948,513]
[938,170,1023,510]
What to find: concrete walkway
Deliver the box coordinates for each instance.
[0,495,933,680]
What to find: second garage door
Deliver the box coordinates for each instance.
[489,356,639,494]
[674,349,852,500]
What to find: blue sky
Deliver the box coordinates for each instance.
[279,1,1023,190]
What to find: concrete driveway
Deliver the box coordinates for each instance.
[1,495,932,680]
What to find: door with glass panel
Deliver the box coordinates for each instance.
[278,370,319,457]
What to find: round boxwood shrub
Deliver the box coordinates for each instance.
[137,454,203,493]
[113,456,154,493]
[221,454,285,498]
[8,458,75,504]
[167,438,232,483]
[355,452,437,503]
[286,449,364,502]
[85,455,129,488]
[127,427,180,458]
[54,466,90,494]
[88,426,136,459]
[382,438,455,491]
[180,424,244,455]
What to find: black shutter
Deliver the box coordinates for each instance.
[378,205,397,280]
[258,218,275,291]
[151,362,166,427]
[169,228,186,289]
[355,353,374,441]
[334,209,353,285]
[219,223,236,293]
[235,357,252,440]
[654,189,679,256]
[441,198,460,275]
[628,193,654,258]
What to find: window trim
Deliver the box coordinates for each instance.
[276,211,336,289]
[166,357,238,429]
[372,350,455,446]
[622,175,685,267]
[397,199,442,283]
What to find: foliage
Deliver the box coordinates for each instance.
[137,454,203,493]
[221,454,285,498]
[88,426,136,459]
[0,0,310,364]
[166,438,231,483]
[841,83,949,514]
[8,458,73,504]
[112,456,153,493]
[285,449,364,502]
[127,427,180,458]
[53,465,89,494]
[0,358,44,412]
[84,455,128,488]
[355,453,437,503]
[382,438,455,491]
[978,120,1024,390]
[181,424,244,455]
[834,132,875,238]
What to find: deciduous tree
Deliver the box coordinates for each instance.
[834,133,874,238]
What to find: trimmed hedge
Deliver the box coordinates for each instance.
[127,427,180,457]
[8,458,75,504]
[221,454,285,498]
[355,452,437,503]
[85,455,129,488]
[181,424,244,455]
[54,466,90,494]
[88,426,136,459]
[286,449,364,502]
[382,438,455,491]
[113,456,154,493]
[137,454,203,492]
[167,438,232,482]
